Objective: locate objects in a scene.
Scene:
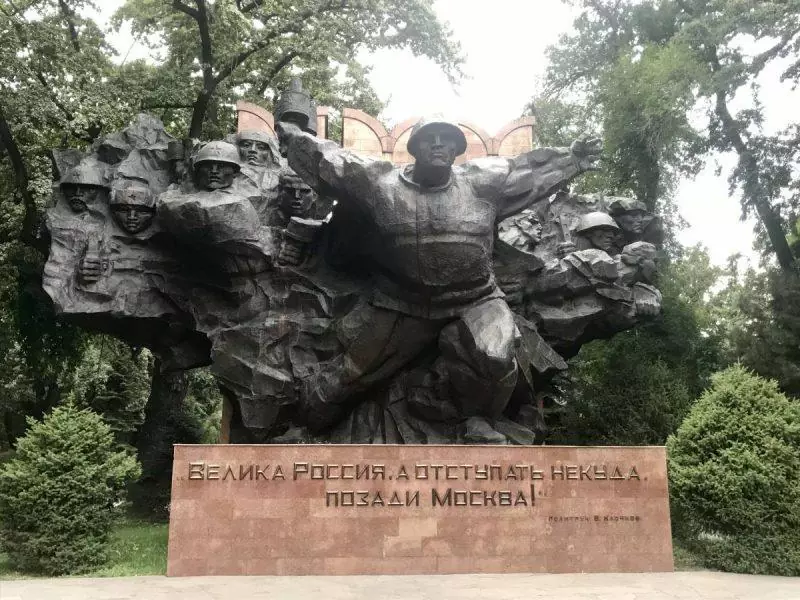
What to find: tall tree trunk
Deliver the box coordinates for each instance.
[715,93,795,271]
[129,360,191,520]
[0,108,46,253]
[188,90,213,140]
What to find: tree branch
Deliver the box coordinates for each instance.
[176,0,215,138]
[141,101,195,110]
[213,0,339,87]
[750,27,800,74]
[6,0,22,16]
[257,50,301,96]
[0,104,47,254]
[709,50,796,271]
[172,0,199,20]
[236,0,262,13]
[57,0,80,52]
[32,72,73,121]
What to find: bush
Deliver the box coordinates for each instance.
[0,405,140,575]
[667,365,800,575]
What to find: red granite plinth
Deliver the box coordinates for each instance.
[167,444,673,576]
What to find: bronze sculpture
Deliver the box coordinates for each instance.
[41,92,663,445]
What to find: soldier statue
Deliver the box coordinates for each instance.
[575,211,621,253]
[110,183,156,235]
[277,116,602,429]
[60,160,109,214]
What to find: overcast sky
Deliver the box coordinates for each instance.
[106,0,800,267]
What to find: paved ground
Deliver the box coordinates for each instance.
[1,572,798,600]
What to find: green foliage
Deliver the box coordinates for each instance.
[184,368,224,444]
[89,517,168,577]
[113,0,463,138]
[0,405,140,575]
[545,0,800,269]
[550,250,722,445]
[129,367,222,520]
[667,366,800,576]
[65,337,151,444]
[0,0,137,447]
[595,41,704,209]
[718,267,800,397]
[0,516,168,578]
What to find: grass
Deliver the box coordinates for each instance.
[0,516,168,579]
[672,540,705,571]
[88,518,168,577]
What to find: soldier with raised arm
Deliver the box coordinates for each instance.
[277,117,601,430]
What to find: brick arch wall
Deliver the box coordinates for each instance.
[235,102,536,163]
[343,110,536,163]
[236,101,276,136]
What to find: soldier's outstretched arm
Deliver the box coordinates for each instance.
[276,122,391,206]
[491,137,602,220]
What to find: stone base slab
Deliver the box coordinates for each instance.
[167,444,673,576]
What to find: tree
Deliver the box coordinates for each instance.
[546,0,800,271]
[715,265,800,397]
[0,404,140,574]
[129,364,222,520]
[0,0,148,445]
[114,0,464,139]
[65,337,152,445]
[667,366,800,575]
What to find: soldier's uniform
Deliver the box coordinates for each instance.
[283,123,588,430]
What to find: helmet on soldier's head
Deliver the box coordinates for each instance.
[194,141,241,170]
[576,211,621,234]
[407,116,468,159]
[608,198,647,216]
[61,161,109,189]
[110,183,156,209]
[237,130,274,145]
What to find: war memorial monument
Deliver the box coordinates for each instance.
[43,80,672,575]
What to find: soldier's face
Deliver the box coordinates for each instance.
[280,179,315,217]
[63,185,100,213]
[112,205,155,234]
[618,211,645,235]
[587,228,617,252]
[415,132,458,168]
[238,139,272,166]
[197,161,237,190]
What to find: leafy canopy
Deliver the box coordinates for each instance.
[545,0,800,270]
[113,0,464,138]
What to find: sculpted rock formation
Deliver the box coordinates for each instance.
[43,106,663,445]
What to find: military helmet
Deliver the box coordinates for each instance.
[110,183,155,209]
[608,197,647,216]
[407,116,467,158]
[237,130,274,145]
[194,141,241,169]
[576,211,621,234]
[61,161,109,189]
